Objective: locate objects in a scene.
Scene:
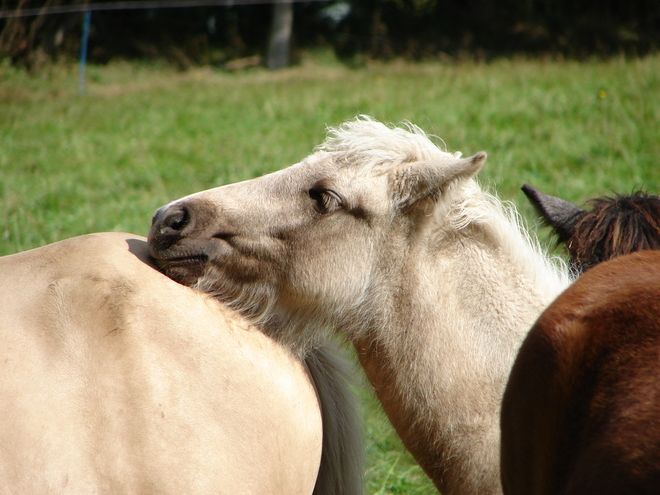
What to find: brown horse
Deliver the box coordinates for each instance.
[503,186,660,494]
[501,250,660,495]
[0,232,363,495]
[522,184,660,272]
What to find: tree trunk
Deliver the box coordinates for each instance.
[267,0,293,70]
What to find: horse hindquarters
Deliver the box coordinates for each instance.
[501,251,660,495]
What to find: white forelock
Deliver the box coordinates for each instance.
[318,115,461,176]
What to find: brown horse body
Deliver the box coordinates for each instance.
[501,250,660,495]
[503,185,660,494]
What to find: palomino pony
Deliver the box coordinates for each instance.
[501,250,660,495]
[500,186,660,494]
[148,116,572,495]
[0,232,363,495]
[522,184,660,272]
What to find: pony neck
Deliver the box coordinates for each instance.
[353,184,572,350]
[351,184,573,392]
[349,185,571,495]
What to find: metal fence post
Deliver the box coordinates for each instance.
[79,9,92,95]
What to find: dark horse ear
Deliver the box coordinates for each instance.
[521,184,587,243]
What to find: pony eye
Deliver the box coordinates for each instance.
[309,188,341,213]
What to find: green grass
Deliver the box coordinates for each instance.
[2,52,660,493]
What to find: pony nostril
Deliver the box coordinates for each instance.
[148,205,194,255]
[162,207,190,234]
[148,206,192,257]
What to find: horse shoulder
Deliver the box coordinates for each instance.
[0,233,322,494]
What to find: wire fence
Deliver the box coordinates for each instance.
[0,0,325,19]
[0,0,314,93]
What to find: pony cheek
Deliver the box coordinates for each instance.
[285,248,372,313]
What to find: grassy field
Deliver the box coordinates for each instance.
[1,52,659,493]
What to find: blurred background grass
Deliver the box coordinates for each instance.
[1,51,659,493]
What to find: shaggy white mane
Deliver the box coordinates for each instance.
[318,115,461,175]
[452,183,574,301]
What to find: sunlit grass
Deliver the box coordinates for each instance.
[1,52,659,493]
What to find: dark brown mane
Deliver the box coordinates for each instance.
[567,191,660,271]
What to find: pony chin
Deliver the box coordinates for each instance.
[154,259,206,287]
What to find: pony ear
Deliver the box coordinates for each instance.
[521,184,587,242]
[391,152,486,208]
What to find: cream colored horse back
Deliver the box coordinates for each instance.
[0,232,322,495]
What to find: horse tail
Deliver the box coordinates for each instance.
[305,342,364,495]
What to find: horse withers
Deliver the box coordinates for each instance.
[501,250,660,495]
[0,232,362,495]
[149,116,572,495]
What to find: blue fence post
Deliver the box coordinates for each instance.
[79,10,92,95]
